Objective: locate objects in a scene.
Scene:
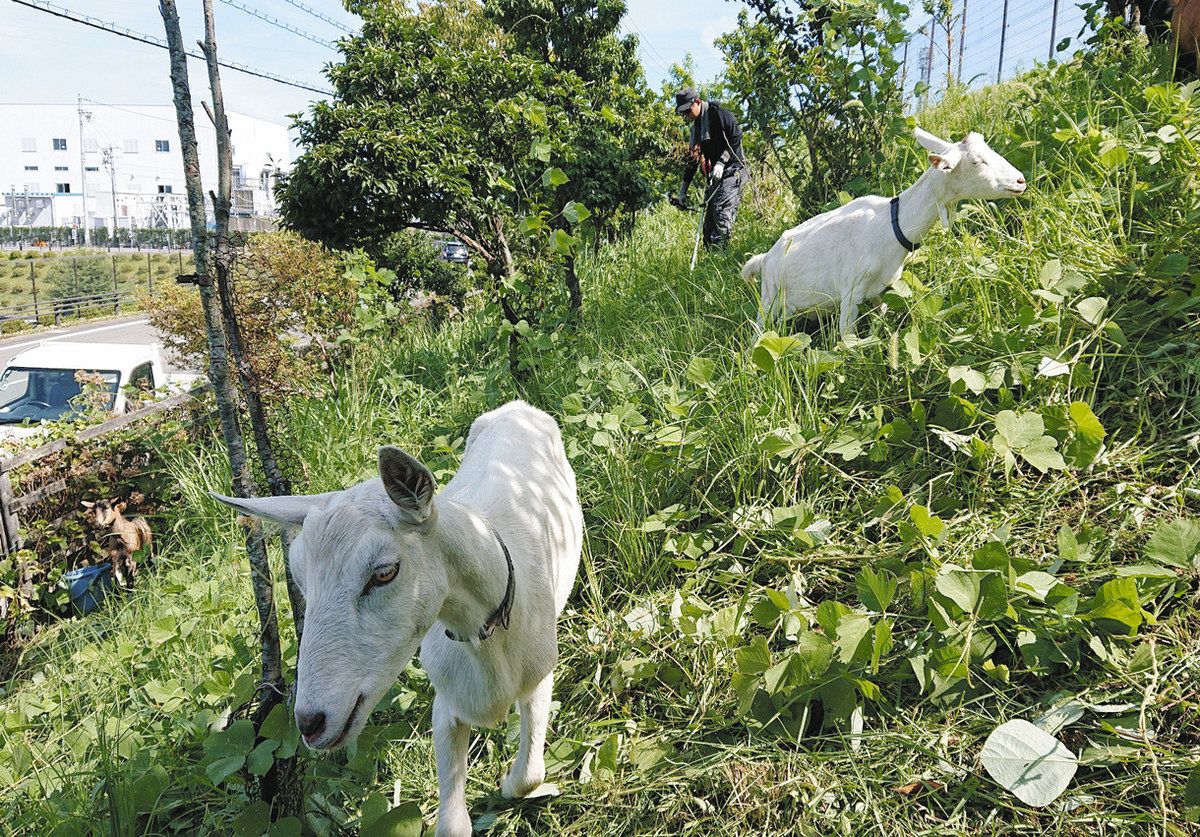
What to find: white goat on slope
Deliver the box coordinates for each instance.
[742,128,1027,337]
[213,400,583,837]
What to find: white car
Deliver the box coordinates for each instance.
[0,342,201,439]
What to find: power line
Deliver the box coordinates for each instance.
[278,0,356,36]
[10,0,334,96]
[217,0,336,50]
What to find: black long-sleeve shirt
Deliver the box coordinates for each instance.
[681,102,744,195]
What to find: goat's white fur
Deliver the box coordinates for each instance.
[213,400,583,837]
[743,128,1026,337]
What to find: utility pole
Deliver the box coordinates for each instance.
[77,95,92,246]
[103,146,119,247]
[6,185,13,241]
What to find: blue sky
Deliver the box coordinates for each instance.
[0,0,731,132]
[1,1,1076,142]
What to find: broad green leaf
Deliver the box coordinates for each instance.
[795,631,833,679]
[909,504,944,538]
[1084,577,1143,634]
[995,410,1044,449]
[855,566,897,613]
[819,677,857,724]
[736,636,772,675]
[1020,435,1066,473]
[232,801,271,837]
[948,365,987,395]
[870,618,892,674]
[1144,518,1200,568]
[562,200,591,225]
[981,719,1078,807]
[529,140,551,162]
[205,754,245,786]
[1075,296,1108,325]
[542,167,568,189]
[827,434,864,461]
[833,612,873,665]
[1065,401,1106,467]
[936,568,980,614]
[686,357,716,386]
[752,331,810,372]
[1038,259,1063,289]
[258,703,293,742]
[268,818,302,837]
[1015,571,1059,600]
[1185,765,1200,822]
[246,739,278,777]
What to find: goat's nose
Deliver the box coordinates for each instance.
[297,709,326,740]
[1016,176,1026,185]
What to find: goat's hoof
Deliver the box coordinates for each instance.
[434,807,472,837]
[501,770,547,799]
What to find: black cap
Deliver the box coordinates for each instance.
[674,87,699,115]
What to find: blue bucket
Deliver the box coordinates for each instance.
[64,563,113,615]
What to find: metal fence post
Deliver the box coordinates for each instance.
[997,0,1010,83]
[29,261,38,323]
[1049,0,1061,62]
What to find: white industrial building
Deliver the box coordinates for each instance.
[0,101,291,238]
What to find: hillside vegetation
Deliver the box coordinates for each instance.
[1,40,1198,836]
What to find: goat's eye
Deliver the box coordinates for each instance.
[362,563,399,596]
[374,564,399,585]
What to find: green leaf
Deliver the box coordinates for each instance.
[1038,259,1062,289]
[1065,401,1106,467]
[1015,571,1059,600]
[685,357,716,386]
[819,677,857,724]
[826,434,864,461]
[361,802,424,837]
[542,167,568,189]
[268,818,301,837]
[855,566,897,613]
[1144,518,1200,569]
[736,636,772,675]
[833,612,873,665]
[1075,296,1108,325]
[258,703,293,742]
[1084,577,1143,634]
[530,140,552,162]
[246,739,278,777]
[794,631,833,679]
[562,200,591,225]
[948,365,987,395]
[549,228,576,255]
[981,719,1078,807]
[751,331,810,373]
[1020,435,1066,473]
[232,800,271,837]
[205,753,245,786]
[936,568,980,614]
[995,410,1044,449]
[1185,765,1200,822]
[909,504,944,538]
[870,618,892,674]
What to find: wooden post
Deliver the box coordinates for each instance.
[147,252,153,294]
[958,0,969,83]
[0,471,21,553]
[112,254,120,314]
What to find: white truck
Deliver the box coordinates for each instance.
[0,342,201,439]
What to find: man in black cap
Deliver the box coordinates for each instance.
[669,87,748,249]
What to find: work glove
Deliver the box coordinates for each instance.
[709,161,725,182]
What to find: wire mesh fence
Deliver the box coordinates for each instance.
[901,0,1095,109]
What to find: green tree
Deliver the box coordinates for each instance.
[722,0,912,207]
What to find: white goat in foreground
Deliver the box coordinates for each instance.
[213,400,583,837]
[742,128,1027,337]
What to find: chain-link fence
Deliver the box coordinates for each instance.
[0,251,191,328]
[901,0,1094,108]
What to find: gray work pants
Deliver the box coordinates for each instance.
[703,166,748,247]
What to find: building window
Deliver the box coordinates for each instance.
[56,183,71,193]
[54,165,69,172]
[158,184,173,194]
[83,138,98,153]
[23,165,38,172]
[85,166,99,172]
[52,138,68,151]
[123,139,138,153]
[155,139,170,152]
[21,138,36,152]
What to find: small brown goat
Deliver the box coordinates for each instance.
[82,499,152,588]
[1175,0,1200,77]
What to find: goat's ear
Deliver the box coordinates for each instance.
[914,127,952,154]
[378,446,435,525]
[928,153,956,172]
[115,501,127,513]
[81,500,95,509]
[209,491,338,527]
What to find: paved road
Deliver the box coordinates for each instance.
[0,316,195,375]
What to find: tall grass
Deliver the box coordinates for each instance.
[1,41,1197,835]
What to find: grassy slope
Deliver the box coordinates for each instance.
[2,43,1198,835]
